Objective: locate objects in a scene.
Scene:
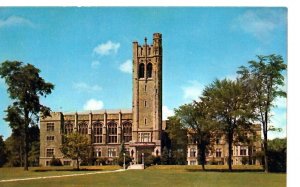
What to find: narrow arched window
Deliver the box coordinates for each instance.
[64,121,73,134]
[139,63,145,78]
[93,121,103,143]
[78,121,88,134]
[147,63,152,78]
[108,121,117,143]
[123,122,132,142]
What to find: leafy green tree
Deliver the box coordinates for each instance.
[267,138,286,172]
[175,102,215,170]
[202,79,253,171]
[60,132,91,170]
[165,116,187,165]
[118,142,132,167]
[0,61,54,170]
[3,126,40,167]
[161,146,170,165]
[0,135,7,167]
[237,55,287,172]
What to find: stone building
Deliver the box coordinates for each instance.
[39,33,163,166]
[40,33,262,167]
[186,125,262,165]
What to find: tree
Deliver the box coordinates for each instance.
[60,132,91,170]
[161,146,170,165]
[3,126,40,167]
[0,61,54,170]
[267,138,286,172]
[237,55,287,172]
[165,116,187,165]
[118,142,132,167]
[201,79,253,171]
[0,135,7,167]
[175,103,214,170]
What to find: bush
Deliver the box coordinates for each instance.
[241,157,248,165]
[118,155,132,167]
[50,156,62,166]
[268,150,286,172]
[96,157,108,165]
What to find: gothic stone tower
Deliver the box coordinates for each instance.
[131,33,162,163]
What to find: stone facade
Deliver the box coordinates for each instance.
[39,34,163,166]
[186,125,262,165]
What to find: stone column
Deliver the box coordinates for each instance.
[88,112,92,143]
[118,111,122,144]
[74,112,78,132]
[103,111,107,144]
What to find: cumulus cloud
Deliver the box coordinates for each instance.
[83,99,104,110]
[182,80,204,101]
[232,8,286,41]
[93,41,120,56]
[163,105,175,120]
[119,59,132,74]
[0,16,34,28]
[73,82,102,93]
[91,60,100,68]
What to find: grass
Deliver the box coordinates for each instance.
[0,165,286,187]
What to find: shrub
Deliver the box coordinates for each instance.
[97,157,108,165]
[118,155,132,167]
[50,156,62,166]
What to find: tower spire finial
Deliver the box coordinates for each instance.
[144,37,147,45]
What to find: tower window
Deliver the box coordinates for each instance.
[139,63,145,78]
[144,118,147,125]
[144,101,147,107]
[147,63,152,78]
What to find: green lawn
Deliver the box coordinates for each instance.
[0,165,286,187]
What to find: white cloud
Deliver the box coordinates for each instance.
[163,105,174,120]
[83,99,104,110]
[91,60,100,68]
[93,41,120,56]
[119,59,132,74]
[232,9,286,41]
[182,80,204,101]
[73,82,102,93]
[0,16,34,28]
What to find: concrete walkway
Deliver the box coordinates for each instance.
[0,169,125,183]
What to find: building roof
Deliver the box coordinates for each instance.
[61,109,132,115]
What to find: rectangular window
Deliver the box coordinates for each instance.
[139,132,151,142]
[63,161,71,166]
[144,118,147,125]
[47,123,54,131]
[144,101,147,107]
[46,136,54,141]
[216,148,222,158]
[46,148,54,157]
[190,161,196,165]
[46,161,50,166]
[190,148,196,157]
[108,148,117,157]
[240,147,247,156]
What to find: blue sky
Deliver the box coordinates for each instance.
[0,7,287,139]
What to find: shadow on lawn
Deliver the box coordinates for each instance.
[185,168,264,173]
[34,168,104,172]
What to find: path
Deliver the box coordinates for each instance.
[0,169,125,183]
